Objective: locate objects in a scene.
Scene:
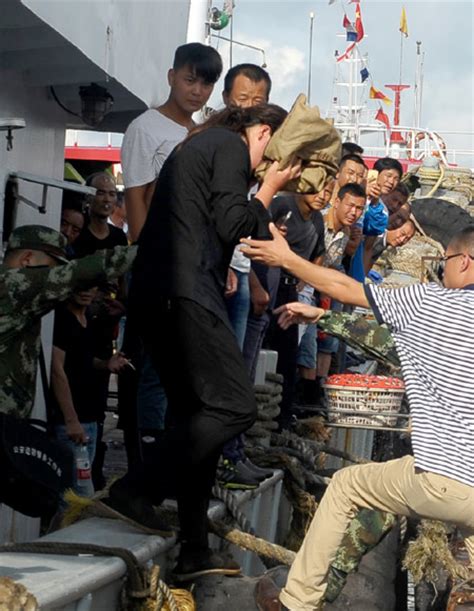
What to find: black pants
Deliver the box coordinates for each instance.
[132,298,257,549]
[264,281,299,429]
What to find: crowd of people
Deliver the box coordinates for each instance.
[1,40,472,609]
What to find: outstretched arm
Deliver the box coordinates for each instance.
[4,245,137,322]
[241,224,369,308]
[274,302,326,329]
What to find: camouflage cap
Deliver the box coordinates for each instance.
[6,225,69,264]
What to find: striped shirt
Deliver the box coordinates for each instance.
[365,282,474,486]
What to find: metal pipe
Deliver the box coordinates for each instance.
[210,34,267,67]
[186,0,211,44]
[308,12,315,104]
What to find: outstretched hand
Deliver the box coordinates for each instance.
[273,302,326,330]
[240,223,293,268]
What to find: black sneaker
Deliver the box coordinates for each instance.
[217,459,260,490]
[173,548,241,582]
[98,480,174,537]
[242,458,275,480]
[233,459,267,483]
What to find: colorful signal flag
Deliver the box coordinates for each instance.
[360,67,369,82]
[399,6,408,37]
[369,86,392,105]
[354,2,364,42]
[375,107,391,129]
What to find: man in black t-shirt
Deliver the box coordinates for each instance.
[51,289,128,493]
[264,184,331,428]
[73,173,128,487]
[74,173,128,258]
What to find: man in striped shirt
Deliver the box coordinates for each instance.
[242,225,474,611]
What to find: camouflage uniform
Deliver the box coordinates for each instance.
[325,509,397,602]
[0,225,136,418]
[315,310,400,601]
[318,310,400,370]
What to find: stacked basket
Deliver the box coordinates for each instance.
[322,374,405,427]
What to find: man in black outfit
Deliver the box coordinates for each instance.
[264,187,329,428]
[73,173,127,257]
[73,172,128,488]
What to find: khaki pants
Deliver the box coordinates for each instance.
[280,455,474,610]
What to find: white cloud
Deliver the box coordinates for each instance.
[208,33,305,111]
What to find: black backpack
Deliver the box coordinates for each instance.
[0,413,74,518]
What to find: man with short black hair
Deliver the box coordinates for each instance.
[360,158,405,276]
[242,225,474,611]
[383,181,410,215]
[317,183,366,378]
[74,173,127,257]
[373,157,403,191]
[388,201,411,230]
[341,141,364,157]
[368,218,416,267]
[332,154,367,202]
[122,43,223,242]
[223,63,271,108]
[218,63,275,488]
[264,182,332,426]
[120,43,222,475]
[61,205,85,250]
[323,183,366,269]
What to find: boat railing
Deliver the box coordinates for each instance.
[333,123,474,167]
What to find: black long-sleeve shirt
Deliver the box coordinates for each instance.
[131,127,271,327]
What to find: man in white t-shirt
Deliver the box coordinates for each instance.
[121,42,222,242]
[119,43,222,472]
[222,64,273,346]
[218,64,278,490]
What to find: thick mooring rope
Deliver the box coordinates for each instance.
[0,542,181,611]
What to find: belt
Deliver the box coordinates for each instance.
[281,276,299,286]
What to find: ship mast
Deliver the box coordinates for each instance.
[385,83,410,156]
[413,41,425,128]
[186,0,212,44]
[329,46,369,143]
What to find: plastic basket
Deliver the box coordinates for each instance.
[322,375,405,427]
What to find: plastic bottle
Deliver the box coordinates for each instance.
[75,444,94,497]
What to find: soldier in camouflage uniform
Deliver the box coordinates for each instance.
[277,308,401,602]
[317,310,400,370]
[317,311,400,601]
[0,225,136,418]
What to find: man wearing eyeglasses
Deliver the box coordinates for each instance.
[242,225,474,611]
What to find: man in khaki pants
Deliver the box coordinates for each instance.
[241,224,474,611]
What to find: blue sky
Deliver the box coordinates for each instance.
[207,0,473,162]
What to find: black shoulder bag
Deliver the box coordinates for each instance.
[0,348,74,518]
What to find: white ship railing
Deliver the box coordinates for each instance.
[334,123,474,168]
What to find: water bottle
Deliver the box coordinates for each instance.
[75,444,94,497]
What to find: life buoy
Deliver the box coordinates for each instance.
[210,7,230,30]
[406,130,447,158]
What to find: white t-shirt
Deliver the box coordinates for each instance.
[121,109,188,189]
[229,184,259,274]
[230,246,251,274]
